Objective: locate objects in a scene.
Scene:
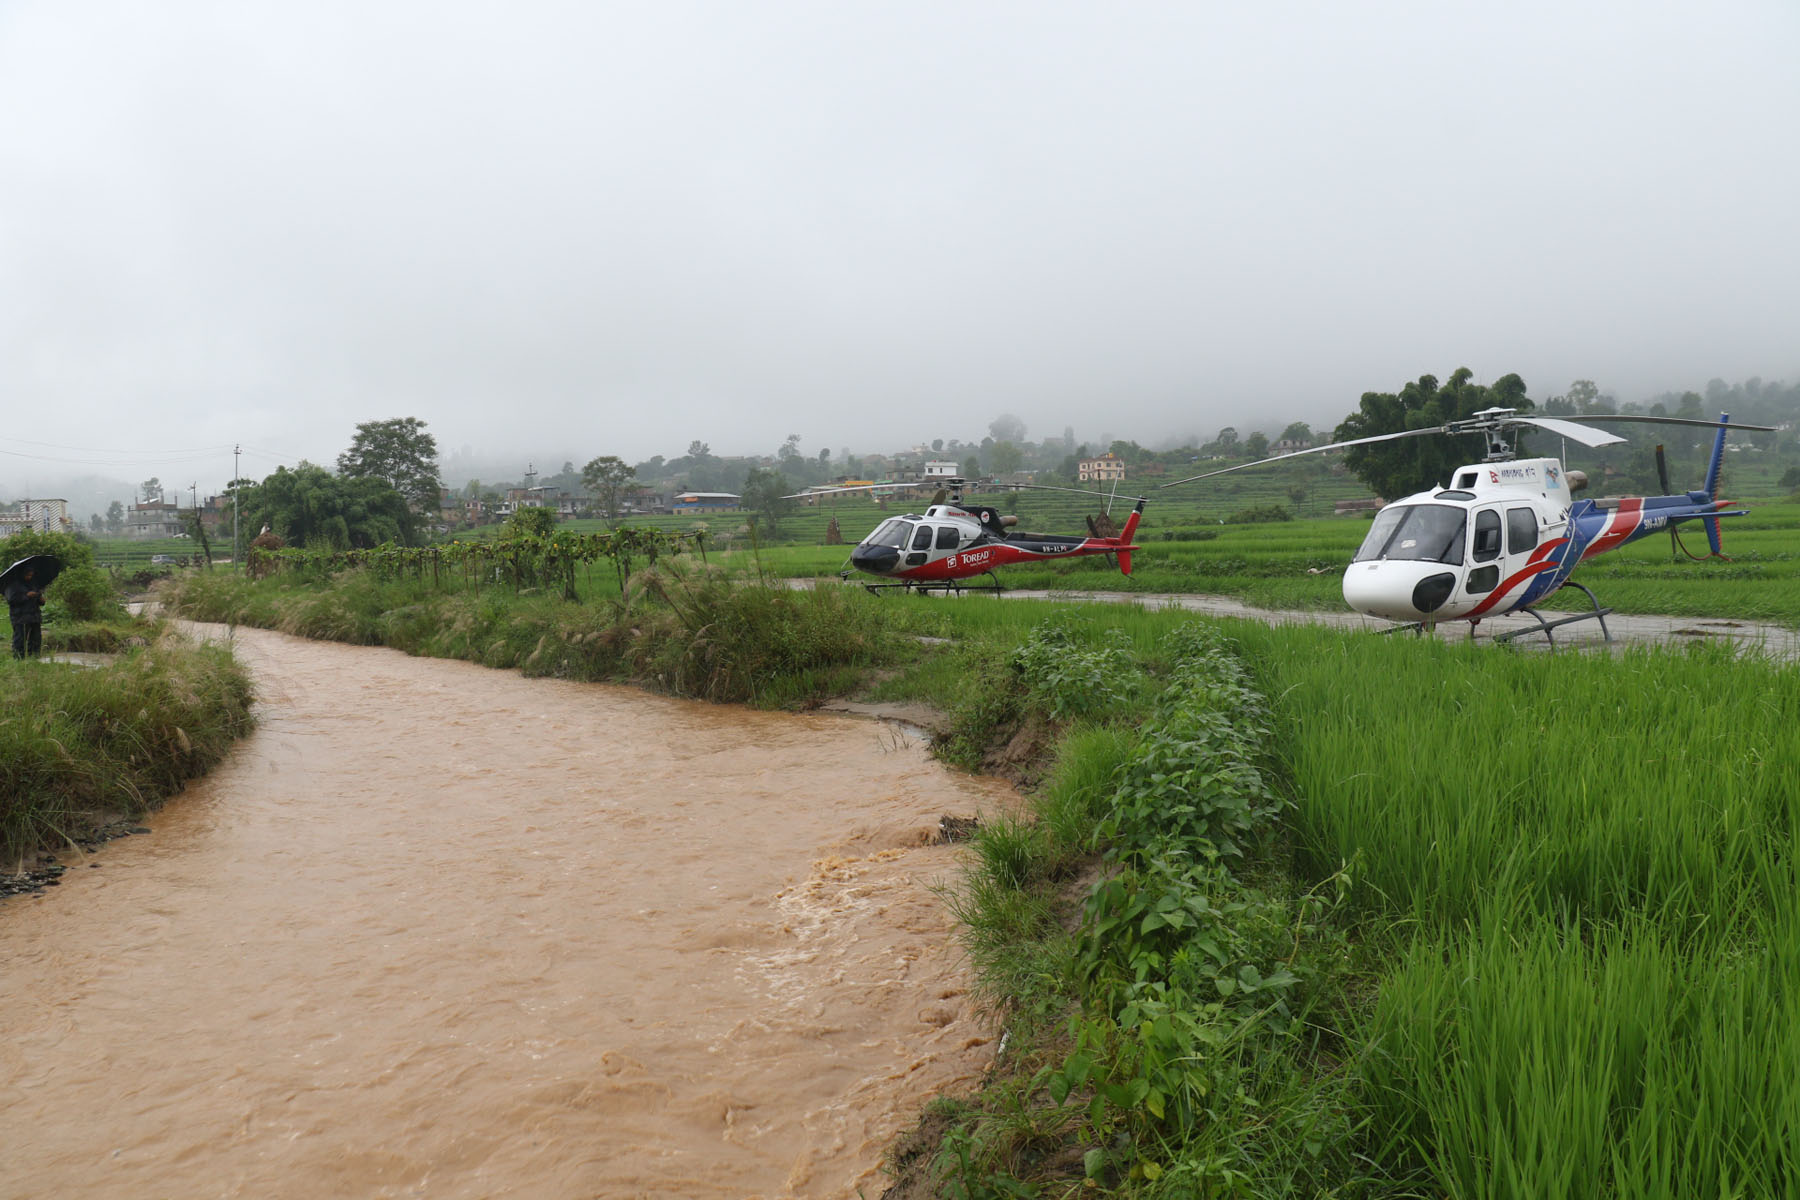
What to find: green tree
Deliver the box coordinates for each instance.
[506,505,557,537]
[581,455,637,522]
[989,414,1028,444]
[242,463,419,549]
[181,509,215,570]
[104,500,125,535]
[990,441,1024,475]
[1334,368,1532,500]
[1244,431,1270,458]
[140,477,162,503]
[89,513,104,533]
[336,417,442,512]
[1279,422,1312,445]
[741,467,794,533]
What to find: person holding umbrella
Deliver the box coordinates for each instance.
[2,554,59,658]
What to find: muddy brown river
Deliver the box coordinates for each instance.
[0,626,1010,1198]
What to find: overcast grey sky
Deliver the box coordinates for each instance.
[4,0,1797,494]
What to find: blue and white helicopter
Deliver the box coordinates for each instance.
[1161,408,1775,643]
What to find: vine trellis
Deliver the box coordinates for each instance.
[247,527,706,600]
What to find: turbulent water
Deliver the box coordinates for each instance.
[0,626,1008,1198]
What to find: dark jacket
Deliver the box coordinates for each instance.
[4,579,45,623]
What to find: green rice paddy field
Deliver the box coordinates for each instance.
[873,596,1800,1196]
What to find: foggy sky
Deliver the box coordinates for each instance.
[4,0,1798,496]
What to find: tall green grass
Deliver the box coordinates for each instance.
[1234,626,1800,934]
[161,560,905,707]
[1361,902,1800,1199]
[0,636,254,861]
[1223,619,1800,1196]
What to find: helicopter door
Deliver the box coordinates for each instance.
[905,523,934,567]
[1464,507,1504,594]
[1497,505,1541,597]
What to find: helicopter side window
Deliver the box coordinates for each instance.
[935,525,960,550]
[1353,504,1465,566]
[1472,510,1502,563]
[911,525,934,551]
[1507,508,1537,555]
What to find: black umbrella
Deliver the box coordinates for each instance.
[0,554,62,592]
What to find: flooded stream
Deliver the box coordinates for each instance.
[0,626,1009,1198]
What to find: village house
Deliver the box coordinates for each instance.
[0,499,73,538]
[1078,452,1126,483]
[622,486,668,513]
[673,492,741,511]
[126,499,184,539]
[495,486,580,518]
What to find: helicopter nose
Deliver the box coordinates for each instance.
[1342,562,1460,621]
[851,544,900,574]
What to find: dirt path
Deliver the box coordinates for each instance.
[999,589,1800,658]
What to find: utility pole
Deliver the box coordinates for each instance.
[234,444,241,571]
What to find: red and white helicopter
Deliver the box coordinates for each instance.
[1161,408,1774,643]
[787,479,1146,593]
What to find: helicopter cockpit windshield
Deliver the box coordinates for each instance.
[863,519,913,549]
[1354,504,1466,566]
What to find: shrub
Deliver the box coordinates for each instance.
[1224,504,1292,524]
[46,565,123,623]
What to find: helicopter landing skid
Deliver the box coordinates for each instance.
[1379,580,1615,648]
[1494,580,1613,648]
[859,573,1006,597]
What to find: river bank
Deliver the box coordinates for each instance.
[0,629,255,876]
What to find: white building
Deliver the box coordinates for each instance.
[0,499,72,538]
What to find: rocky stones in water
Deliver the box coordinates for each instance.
[1,820,147,901]
[937,815,980,843]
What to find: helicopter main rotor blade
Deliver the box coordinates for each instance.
[1508,416,1628,447]
[1547,414,1775,432]
[1158,425,1447,489]
[993,481,1150,504]
[780,481,941,500]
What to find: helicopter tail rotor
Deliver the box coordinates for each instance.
[1701,416,1731,556]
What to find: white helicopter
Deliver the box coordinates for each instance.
[1161,408,1774,642]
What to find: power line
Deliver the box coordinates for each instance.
[0,435,237,455]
